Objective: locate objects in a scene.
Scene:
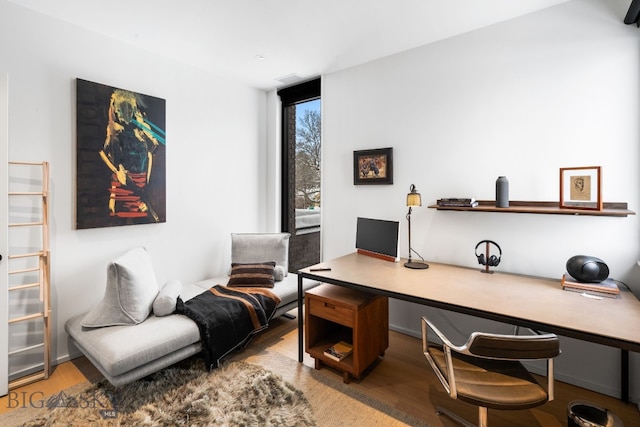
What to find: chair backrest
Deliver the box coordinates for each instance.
[467,332,560,360]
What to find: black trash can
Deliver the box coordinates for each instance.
[568,400,623,427]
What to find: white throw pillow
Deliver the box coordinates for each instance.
[273,265,285,281]
[231,233,291,278]
[82,247,160,327]
[153,279,183,316]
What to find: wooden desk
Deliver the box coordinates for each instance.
[297,252,640,400]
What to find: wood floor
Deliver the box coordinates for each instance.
[2,313,639,426]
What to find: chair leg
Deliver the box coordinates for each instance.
[435,406,476,427]
[478,406,488,427]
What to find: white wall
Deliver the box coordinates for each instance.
[321,0,640,400]
[0,73,9,395]
[265,90,283,232]
[0,1,268,365]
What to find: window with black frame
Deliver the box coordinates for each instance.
[278,78,321,273]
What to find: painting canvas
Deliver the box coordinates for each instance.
[76,79,166,229]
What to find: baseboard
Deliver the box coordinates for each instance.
[524,362,635,403]
[54,348,85,368]
[50,323,639,406]
[389,324,421,339]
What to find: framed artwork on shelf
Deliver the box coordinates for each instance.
[559,166,602,211]
[353,147,393,185]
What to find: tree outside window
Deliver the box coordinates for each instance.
[295,101,320,209]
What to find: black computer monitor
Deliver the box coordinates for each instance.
[355,217,400,261]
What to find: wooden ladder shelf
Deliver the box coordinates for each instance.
[7,161,51,389]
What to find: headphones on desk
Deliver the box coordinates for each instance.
[475,240,502,267]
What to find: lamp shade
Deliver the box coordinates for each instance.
[407,184,422,207]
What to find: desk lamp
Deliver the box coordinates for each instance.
[405,184,429,269]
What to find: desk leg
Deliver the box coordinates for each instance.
[298,275,304,363]
[622,349,629,403]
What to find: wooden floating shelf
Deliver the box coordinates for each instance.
[428,200,635,217]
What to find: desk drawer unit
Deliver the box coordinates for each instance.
[305,283,388,383]
[308,298,353,326]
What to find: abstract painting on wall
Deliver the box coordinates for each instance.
[76,79,166,229]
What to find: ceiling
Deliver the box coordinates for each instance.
[11,0,571,90]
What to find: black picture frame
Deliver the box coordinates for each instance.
[353,148,393,185]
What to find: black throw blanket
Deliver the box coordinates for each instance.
[175,285,280,369]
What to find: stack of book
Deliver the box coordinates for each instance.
[561,273,620,298]
[324,341,353,362]
[437,198,478,208]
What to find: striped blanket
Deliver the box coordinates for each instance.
[175,285,280,369]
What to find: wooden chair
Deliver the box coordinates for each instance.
[421,316,560,427]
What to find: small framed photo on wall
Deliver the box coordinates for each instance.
[559,166,602,211]
[353,147,393,185]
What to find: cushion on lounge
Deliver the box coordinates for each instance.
[82,247,160,327]
[227,262,276,288]
[274,265,285,281]
[153,279,183,316]
[67,312,201,378]
[231,233,290,278]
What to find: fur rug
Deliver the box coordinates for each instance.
[22,359,316,426]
